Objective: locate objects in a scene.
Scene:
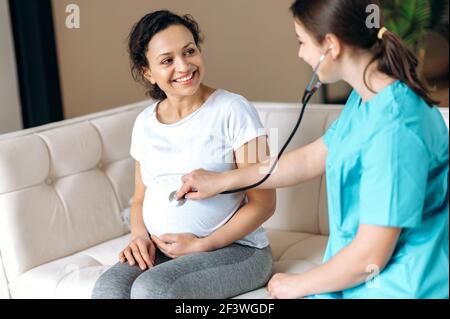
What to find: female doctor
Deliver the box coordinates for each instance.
[176,0,449,299]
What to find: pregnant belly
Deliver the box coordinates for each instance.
[142,175,244,237]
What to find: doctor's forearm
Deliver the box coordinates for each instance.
[295,245,381,297]
[224,147,320,191]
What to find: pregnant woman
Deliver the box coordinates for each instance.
[91,10,275,299]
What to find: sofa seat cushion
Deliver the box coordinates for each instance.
[235,230,328,299]
[9,235,131,299]
[9,230,328,299]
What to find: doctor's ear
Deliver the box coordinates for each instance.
[324,34,341,60]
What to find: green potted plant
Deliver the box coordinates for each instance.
[322,1,449,105]
[382,0,449,54]
[382,0,449,107]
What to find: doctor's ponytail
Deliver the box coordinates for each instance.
[368,28,438,106]
[290,0,438,107]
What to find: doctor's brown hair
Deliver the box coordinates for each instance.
[290,0,438,107]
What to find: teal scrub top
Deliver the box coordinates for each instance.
[316,80,449,299]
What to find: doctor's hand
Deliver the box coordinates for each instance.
[119,235,156,270]
[267,273,306,299]
[176,169,227,201]
[151,233,208,259]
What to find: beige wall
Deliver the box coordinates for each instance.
[51,0,322,119]
[0,0,22,134]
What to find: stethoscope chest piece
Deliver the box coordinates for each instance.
[169,190,186,207]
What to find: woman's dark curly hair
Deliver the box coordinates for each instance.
[128,10,203,100]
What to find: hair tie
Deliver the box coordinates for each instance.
[377,27,388,40]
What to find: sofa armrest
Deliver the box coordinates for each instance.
[0,254,10,299]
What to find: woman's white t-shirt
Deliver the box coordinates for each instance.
[130,89,269,248]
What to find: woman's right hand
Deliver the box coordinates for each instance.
[119,235,156,270]
[176,169,227,200]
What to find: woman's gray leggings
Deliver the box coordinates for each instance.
[91,244,273,299]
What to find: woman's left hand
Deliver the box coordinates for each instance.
[151,233,208,259]
[267,273,306,299]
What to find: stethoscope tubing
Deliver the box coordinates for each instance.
[220,49,330,195]
[220,81,321,195]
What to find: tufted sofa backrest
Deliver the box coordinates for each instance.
[256,103,341,235]
[0,101,148,282]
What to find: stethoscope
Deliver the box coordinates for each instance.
[169,45,334,207]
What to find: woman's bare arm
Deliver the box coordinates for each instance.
[119,161,155,270]
[202,136,276,250]
[129,161,149,239]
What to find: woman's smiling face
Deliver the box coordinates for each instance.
[145,24,205,98]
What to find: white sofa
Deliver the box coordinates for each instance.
[0,100,448,299]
